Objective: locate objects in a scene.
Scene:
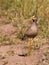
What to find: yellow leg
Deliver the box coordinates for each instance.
[27,38,34,47]
[27,38,34,55]
[27,38,30,47]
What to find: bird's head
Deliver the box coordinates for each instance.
[30,15,38,24]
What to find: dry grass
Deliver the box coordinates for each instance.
[0,0,49,47]
[0,0,49,36]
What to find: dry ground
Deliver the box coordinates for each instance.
[0,23,49,65]
[0,44,49,65]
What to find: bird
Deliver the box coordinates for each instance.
[17,15,38,56]
[21,15,38,40]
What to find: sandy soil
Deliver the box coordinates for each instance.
[0,44,49,65]
[0,23,49,65]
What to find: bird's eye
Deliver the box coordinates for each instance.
[33,20,35,22]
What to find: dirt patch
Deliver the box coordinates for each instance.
[0,43,49,65]
[0,19,49,65]
[0,23,17,36]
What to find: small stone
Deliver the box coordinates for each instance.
[17,43,29,56]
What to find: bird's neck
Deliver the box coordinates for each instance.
[31,22,37,26]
